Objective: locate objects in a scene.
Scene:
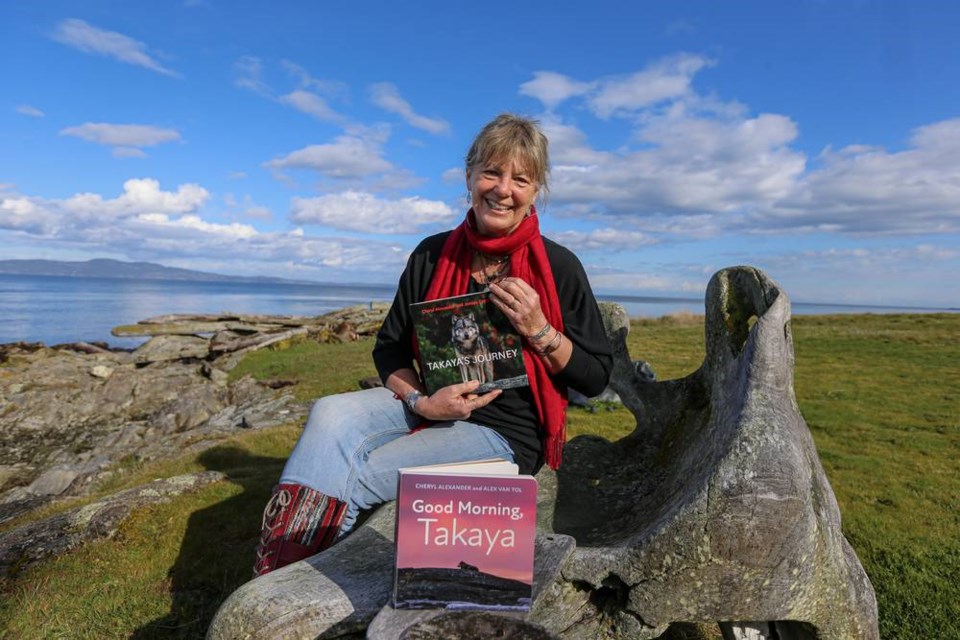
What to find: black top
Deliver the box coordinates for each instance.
[373,231,613,474]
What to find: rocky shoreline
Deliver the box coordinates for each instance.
[0,303,390,528]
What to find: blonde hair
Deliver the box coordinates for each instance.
[465,113,549,194]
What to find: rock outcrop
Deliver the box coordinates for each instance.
[0,471,226,578]
[208,267,878,639]
[0,304,389,528]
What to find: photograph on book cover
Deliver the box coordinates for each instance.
[393,472,537,610]
[411,291,528,395]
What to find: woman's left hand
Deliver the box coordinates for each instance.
[489,277,548,337]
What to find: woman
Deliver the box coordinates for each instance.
[253,113,612,577]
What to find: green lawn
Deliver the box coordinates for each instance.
[1,313,957,639]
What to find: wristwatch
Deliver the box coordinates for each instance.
[404,390,426,414]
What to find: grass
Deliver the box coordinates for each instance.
[790,314,959,636]
[227,335,379,402]
[0,428,303,640]
[1,313,957,639]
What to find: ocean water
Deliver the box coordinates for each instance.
[0,274,952,348]
[0,274,396,348]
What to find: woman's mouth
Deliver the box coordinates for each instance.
[485,198,512,212]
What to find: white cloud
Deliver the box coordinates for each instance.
[551,228,657,251]
[541,119,612,166]
[0,183,168,237]
[749,243,960,307]
[235,58,355,131]
[802,245,958,264]
[519,72,594,110]
[548,113,805,219]
[910,118,960,150]
[281,60,349,97]
[576,260,720,299]
[265,135,395,178]
[290,191,456,234]
[224,193,273,221]
[60,178,209,221]
[51,19,179,77]
[16,105,45,118]
[441,167,464,183]
[0,196,58,234]
[278,90,345,124]
[586,269,690,294]
[244,232,409,273]
[117,178,209,214]
[234,56,270,95]
[134,228,408,277]
[134,213,257,239]
[60,123,181,157]
[767,118,960,234]
[113,147,147,159]
[0,180,410,280]
[522,54,714,117]
[369,83,450,135]
[588,54,714,118]
[243,206,273,221]
[533,61,959,240]
[232,61,443,192]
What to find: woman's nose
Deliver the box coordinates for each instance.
[495,175,512,194]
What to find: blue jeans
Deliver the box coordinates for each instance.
[280,386,515,535]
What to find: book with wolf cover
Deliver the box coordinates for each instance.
[410,290,528,395]
[392,459,538,611]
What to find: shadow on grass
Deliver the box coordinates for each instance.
[131,446,284,640]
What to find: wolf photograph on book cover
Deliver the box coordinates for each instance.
[393,471,537,610]
[411,291,528,394]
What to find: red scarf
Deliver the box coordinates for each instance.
[424,207,569,470]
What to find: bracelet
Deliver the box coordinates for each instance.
[526,322,551,342]
[535,331,562,357]
[404,390,426,414]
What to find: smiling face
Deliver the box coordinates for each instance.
[466,157,540,237]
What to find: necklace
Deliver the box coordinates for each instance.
[476,251,510,286]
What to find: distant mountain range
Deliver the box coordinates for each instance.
[0,258,313,285]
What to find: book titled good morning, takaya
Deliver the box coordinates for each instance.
[392,460,537,611]
[410,290,528,395]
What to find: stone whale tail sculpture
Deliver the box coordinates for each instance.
[208,266,878,639]
[545,266,878,639]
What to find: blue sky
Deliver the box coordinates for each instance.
[2,1,958,308]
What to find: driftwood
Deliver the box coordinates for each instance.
[62,341,114,355]
[207,266,878,639]
[109,305,391,369]
[207,327,309,354]
[137,313,315,326]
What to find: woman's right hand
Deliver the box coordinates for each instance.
[415,380,502,421]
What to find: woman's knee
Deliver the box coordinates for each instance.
[305,394,345,430]
[303,390,370,436]
[299,387,408,453]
